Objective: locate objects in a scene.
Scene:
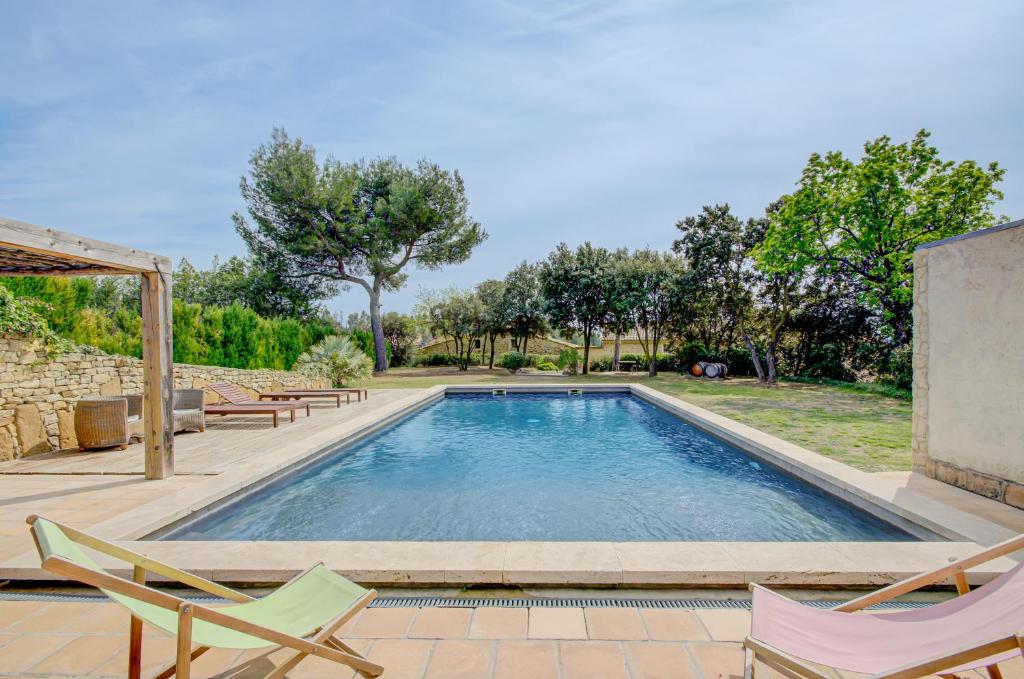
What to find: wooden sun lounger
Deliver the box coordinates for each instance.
[286,387,368,402]
[204,402,302,428]
[259,391,349,407]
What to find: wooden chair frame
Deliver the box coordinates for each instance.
[26,515,383,679]
[744,533,1024,679]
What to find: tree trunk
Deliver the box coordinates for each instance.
[368,287,388,373]
[649,328,660,377]
[613,332,622,372]
[742,330,766,383]
[582,323,591,374]
[488,335,496,369]
[522,334,529,357]
[765,344,778,385]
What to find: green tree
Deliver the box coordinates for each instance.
[502,262,548,356]
[422,288,485,370]
[604,249,640,371]
[674,205,777,383]
[539,243,612,374]
[234,128,486,372]
[381,311,418,367]
[173,255,333,321]
[758,130,1004,344]
[620,249,686,376]
[475,279,511,368]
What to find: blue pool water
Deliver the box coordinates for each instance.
[166,394,914,541]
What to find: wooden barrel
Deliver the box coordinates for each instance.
[716,363,729,378]
[690,362,704,377]
[703,363,720,378]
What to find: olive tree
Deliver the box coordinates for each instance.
[234,128,486,372]
[502,261,547,356]
[620,249,686,376]
[539,243,612,374]
[476,279,511,368]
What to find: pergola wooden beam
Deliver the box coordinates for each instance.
[0,216,175,479]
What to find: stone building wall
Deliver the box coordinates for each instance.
[912,220,1024,507]
[0,336,326,459]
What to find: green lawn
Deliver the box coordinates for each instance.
[366,367,912,472]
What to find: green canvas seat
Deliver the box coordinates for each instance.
[28,515,383,679]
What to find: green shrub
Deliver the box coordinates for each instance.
[414,353,460,367]
[590,353,673,373]
[293,335,373,386]
[536,361,559,371]
[0,286,67,354]
[557,348,580,369]
[350,327,391,365]
[781,375,911,402]
[876,345,912,390]
[498,351,529,373]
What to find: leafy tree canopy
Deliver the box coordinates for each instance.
[539,242,612,373]
[234,128,486,371]
[757,129,1004,343]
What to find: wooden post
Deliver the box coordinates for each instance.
[141,270,174,479]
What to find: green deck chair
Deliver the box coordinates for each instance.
[26,515,383,679]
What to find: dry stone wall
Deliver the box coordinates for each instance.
[0,336,327,459]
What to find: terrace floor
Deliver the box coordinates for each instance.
[3,598,1022,678]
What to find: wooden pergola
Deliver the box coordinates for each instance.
[1,216,175,479]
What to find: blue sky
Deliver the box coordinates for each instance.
[1,1,1021,316]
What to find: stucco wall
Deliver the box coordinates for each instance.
[0,337,327,459]
[913,220,1024,504]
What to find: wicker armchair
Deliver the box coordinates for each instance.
[173,389,206,433]
[74,396,143,451]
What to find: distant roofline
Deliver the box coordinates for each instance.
[916,218,1024,251]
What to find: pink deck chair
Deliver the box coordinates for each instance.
[745,533,1024,679]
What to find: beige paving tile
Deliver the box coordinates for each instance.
[0,633,74,673]
[54,602,131,634]
[560,640,630,679]
[93,634,179,677]
[625,641,698,679]
[584,607,647,640]
[364,638,433,679]
[493,640,559,679]
[468,607,528,639]
[528,607,587,640]
[696,610,750,642]
[686,641,745,679]
[0,600,54,630]
[640,609,710,641]
[27,635,124,674]
[227,642,362,679]
[283,654,359,678]
[349,607,417,638]
[423,639,493,679]
[408,607,473,639]
[187,647,249,678]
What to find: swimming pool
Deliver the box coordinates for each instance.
[165,393,914,542]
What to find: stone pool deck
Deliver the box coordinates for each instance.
[4,598,1022,678]
[0,599,787,678]
[0,385,1023,589]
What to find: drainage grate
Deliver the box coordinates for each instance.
[368,596,931,611]
[0,591,932,610]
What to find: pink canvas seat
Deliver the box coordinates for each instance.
[745,534,1024,679]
